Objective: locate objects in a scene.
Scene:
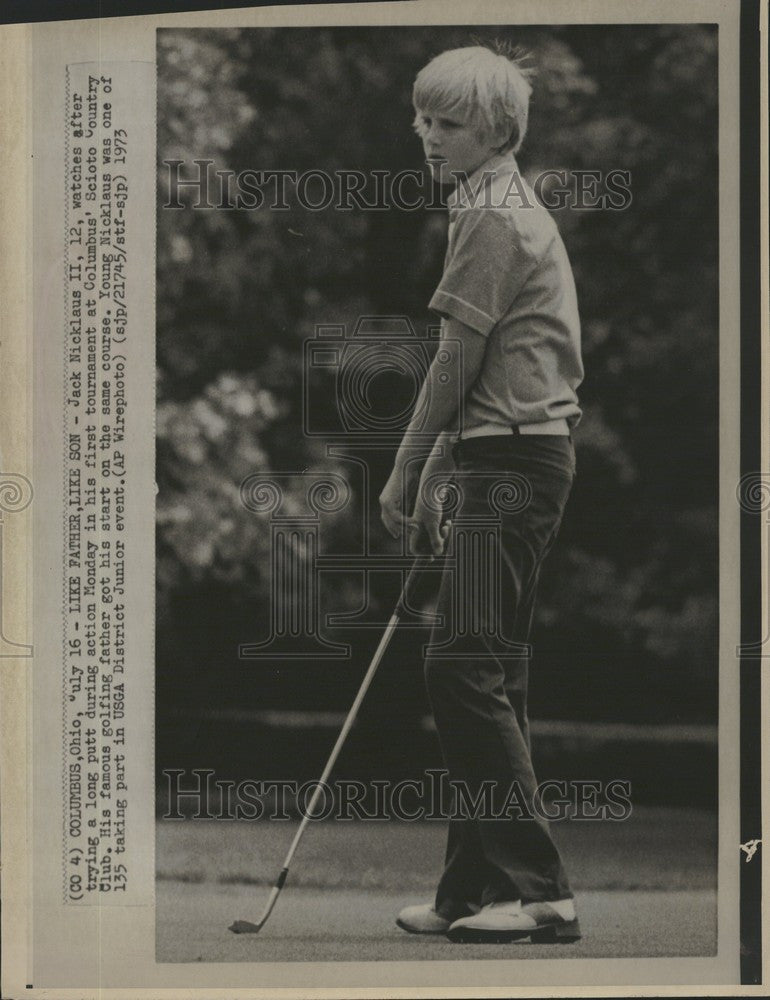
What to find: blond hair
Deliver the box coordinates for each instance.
[412,45,534,154]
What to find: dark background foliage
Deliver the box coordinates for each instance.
[155,25,718,777]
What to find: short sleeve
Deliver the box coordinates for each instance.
[429,208,542,337]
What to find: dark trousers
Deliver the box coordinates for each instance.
[425,433,576,916]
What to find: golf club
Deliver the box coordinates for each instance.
[229,552,434,935]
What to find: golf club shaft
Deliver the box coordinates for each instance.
[283,606,402,870]
[238,558,429,933]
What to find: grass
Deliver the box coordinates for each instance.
[157,804,717,893]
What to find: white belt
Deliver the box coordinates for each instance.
[460,418,570,439]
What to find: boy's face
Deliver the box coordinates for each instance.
[415,107,501,184]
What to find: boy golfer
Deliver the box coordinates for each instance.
[379,45,584,944]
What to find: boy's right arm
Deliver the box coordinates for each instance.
[408,431,456,557]
[379,318,485,545]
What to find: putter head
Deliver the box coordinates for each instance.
[229,919,263,934]
[229,871,286,934]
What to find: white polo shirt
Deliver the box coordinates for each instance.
[429,151,584,432]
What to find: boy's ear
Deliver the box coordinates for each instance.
[483,122,510,152]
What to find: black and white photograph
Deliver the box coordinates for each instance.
[0,1,764,997]
[155,21,722,966]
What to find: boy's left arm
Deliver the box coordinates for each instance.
[379,317,485,543]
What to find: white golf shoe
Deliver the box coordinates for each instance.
[396,901,480,935]
[446,898,581,944]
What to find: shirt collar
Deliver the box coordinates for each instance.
[447,150,520,210]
